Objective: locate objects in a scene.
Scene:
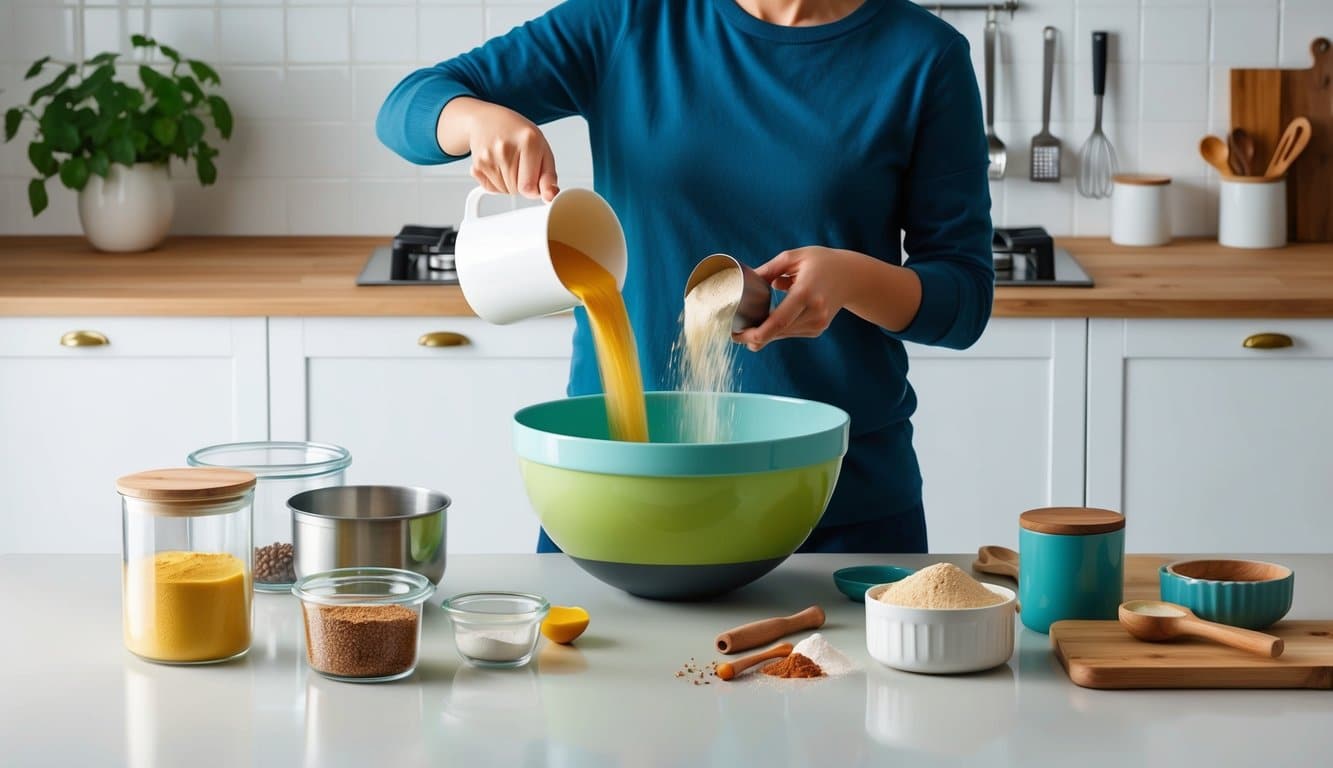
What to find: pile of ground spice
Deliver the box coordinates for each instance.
[763,652,823,679]
[303,603,419,679]
[674,657,718,685]
[876,562,1005,609]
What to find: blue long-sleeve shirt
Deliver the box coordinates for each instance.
[378,0,993,529]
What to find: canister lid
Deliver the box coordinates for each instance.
[117,467,256,502]
[1020,507,1125,535]
[1113,174,1171,186]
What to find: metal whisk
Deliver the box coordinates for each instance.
[1077,31,1117,199]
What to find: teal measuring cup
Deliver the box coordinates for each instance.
[1018,507,1125,634]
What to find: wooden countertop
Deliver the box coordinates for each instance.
[1,236,1331,317]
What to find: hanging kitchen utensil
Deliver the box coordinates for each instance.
[1077,31,1117,199]
[1264,116,1313,179]
[1199,135,1234,177]
[984,16,1007,180]
[1030,26,1061,182]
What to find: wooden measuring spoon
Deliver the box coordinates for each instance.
[973,545,1020,579]
[1264,117,1312,180]
[715,605,824,654]
[1199,135,1234,177]
[1230,128,1256,176]
[715,642,793,681]
[1119,600,1284,658]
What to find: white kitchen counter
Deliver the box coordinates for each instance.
[3,553,1330,767]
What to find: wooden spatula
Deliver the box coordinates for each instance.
[1265,116,1313,179]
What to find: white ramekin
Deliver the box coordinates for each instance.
[865,583,1016,674]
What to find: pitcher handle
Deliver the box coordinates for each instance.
[463,186,494,221]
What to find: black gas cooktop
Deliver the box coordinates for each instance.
[356,224,1092,288]
[356,225,458,285]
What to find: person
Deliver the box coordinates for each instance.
[378,0,993,554]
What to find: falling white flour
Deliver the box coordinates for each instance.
[791,633,855,677]
[675,267,743,443]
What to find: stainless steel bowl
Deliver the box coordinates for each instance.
[290,485,449,584]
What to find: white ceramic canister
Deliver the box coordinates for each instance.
[453,187,627,325]
[1110,174,1171,247]
[1219,177,1287,249]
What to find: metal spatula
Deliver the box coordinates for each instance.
[1030,26,1060,182]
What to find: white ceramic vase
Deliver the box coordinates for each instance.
[77,162,174,252]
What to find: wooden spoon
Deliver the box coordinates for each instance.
[715,642,793,681]
[972,545,1020,580]
[1230,128,1256,177]
[1264,117,1313,180]
[1199,135,1234,177]
[1119,600,1284,658]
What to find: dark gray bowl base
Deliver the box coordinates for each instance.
[569,556,787,600]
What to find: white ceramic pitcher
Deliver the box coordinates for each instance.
[453,187,627,324]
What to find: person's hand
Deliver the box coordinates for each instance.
[734,247,869,352]
[442,98,559,201]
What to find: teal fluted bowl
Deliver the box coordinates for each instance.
[514,392,849,600]
[1159,559,1294,630]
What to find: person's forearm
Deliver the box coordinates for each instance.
[436,96,484,157]
[843,257,923,334]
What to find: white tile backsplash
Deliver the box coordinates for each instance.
[219,8,285,65]
[352,6,420,64]
[287,7,350,64]
[148,8,219,63]
[1,0,1328,237]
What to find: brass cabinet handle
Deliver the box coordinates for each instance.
[1242,333,1294,350]
[417,331,471,348]
[60,330,109,348]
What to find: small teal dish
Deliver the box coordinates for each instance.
[833,565,915,602]
[1159,559,1294,630]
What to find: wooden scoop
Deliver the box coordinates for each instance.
[715,643,793,681]
[715,605,824,654]
[1118,600,1284,658]
[972,545,1020,580]
[1264,116,1312,180]
[1199,135,1234,177]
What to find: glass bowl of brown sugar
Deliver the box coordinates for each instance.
[292,567,435,683]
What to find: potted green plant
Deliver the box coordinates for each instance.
[3,35,233,252]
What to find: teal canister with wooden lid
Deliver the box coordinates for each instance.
[1018,507,1125,634]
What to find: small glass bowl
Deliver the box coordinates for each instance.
[442,591,550,669]
[292,567,434,683]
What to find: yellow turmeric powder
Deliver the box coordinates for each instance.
[123,551,250,663]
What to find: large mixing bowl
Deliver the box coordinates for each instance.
[514,392,849,599]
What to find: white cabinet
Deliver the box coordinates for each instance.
[906,319,1088,553]
[0,318,268,553]
[1087,319,1333,552]
[268,316,573,554]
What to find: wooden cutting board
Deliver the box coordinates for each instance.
[1051,620,1333,689]
[1231,38,1333,242]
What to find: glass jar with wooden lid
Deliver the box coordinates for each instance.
[118,467,256,664]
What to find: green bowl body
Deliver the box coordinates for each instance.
[833,565,916,602]
[514,392,849,600]
[1159,561,1294,630]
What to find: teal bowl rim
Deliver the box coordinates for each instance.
[833,565,916,602]
[513,392,850,477]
